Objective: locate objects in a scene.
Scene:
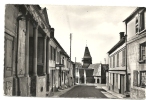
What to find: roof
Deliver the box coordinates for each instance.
[85,69,94,77]
[107,36,126,54]
[75,62,82,68]
[101,64,109,71]
[123,7,145,23]
[83,46,92,59]
[41,7,50,28]
[82,63,90,68]
[89,63,101,76]
[53,38,70,58]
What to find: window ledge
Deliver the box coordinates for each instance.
[139,29,146,35]
[139,60,145,63]
[132,86,146,91]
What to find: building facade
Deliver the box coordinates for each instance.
[4,4,74,97]
[89,63,108,84]
[107,32,130,95]
[123,7,146,99]
[79,46,95,84]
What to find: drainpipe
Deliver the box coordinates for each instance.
[125,22,130,97]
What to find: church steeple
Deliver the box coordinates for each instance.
[83,46,91,59]
[82,45,92,68]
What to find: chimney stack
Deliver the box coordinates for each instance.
[119,32,124,40]
[50,28,54,38]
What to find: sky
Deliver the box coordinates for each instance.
[40,5,136,64]
[40,5,136,63]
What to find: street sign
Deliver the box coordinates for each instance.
[55,64,64,67]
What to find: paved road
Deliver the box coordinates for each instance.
[60,85,108,98]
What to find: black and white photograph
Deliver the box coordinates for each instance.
[2,0,146,99]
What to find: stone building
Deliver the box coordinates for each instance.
[90,63,108,84]
[79,46,95,83]
[75,62,82,84]
[4,4,74,97]
[107,32,130,95]
[123,7,146,99]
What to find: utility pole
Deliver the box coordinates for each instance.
[75,57,76,85]
[70,33,72,86]
[70,33,72,60]
[104,58,106,64]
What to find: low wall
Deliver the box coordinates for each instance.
[130,87,145,99]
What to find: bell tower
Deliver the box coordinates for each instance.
[82,45,92,68]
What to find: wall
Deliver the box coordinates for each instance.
[36,76,46,97]
[127,35,146,98]
[127,9,146,98]
[5,5,18,36]
[127,16,136,41]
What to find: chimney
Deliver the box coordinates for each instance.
[119,32,124,40]
[50,28,54,38]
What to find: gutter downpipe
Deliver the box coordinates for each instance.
[125,22,130,97]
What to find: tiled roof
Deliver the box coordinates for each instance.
[88,63,101,76]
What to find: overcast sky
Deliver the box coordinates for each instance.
[40,5,136,64]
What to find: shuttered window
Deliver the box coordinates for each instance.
[50,45,52,60]
[113,55,115,68]
[122,49,125,66]
[133,70,138,86]
[140,71,146,88]
[139,42,146,61]
[117,53,119,67]
[54,48,56,61]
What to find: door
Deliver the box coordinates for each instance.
[121,75,124,94]
[113,73,114,91]
[4,34,14,96]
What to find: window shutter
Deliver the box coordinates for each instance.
[138,14,141,32]
[49,45,51,59]
[133,70,138,86]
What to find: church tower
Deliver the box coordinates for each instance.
[82,46,92,68]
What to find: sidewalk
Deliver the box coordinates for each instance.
[51,85,76,97]
[101,86,126,99]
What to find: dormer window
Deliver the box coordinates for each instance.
[135,10,145,34]
[135,17,139,34]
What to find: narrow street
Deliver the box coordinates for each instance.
[60,85,108,98]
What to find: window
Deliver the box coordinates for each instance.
[113,55,115,68]
[139,42,146,62]
[122,49,125,66]
[54,48,56,61]
[135,10,145,34]
[62,57,64,65]
[135,17,139,33]
[117,53,119,67]
[139,11,145,32]
[50,45,52,60]
[110,57,112,68]
[140,71,146,88]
